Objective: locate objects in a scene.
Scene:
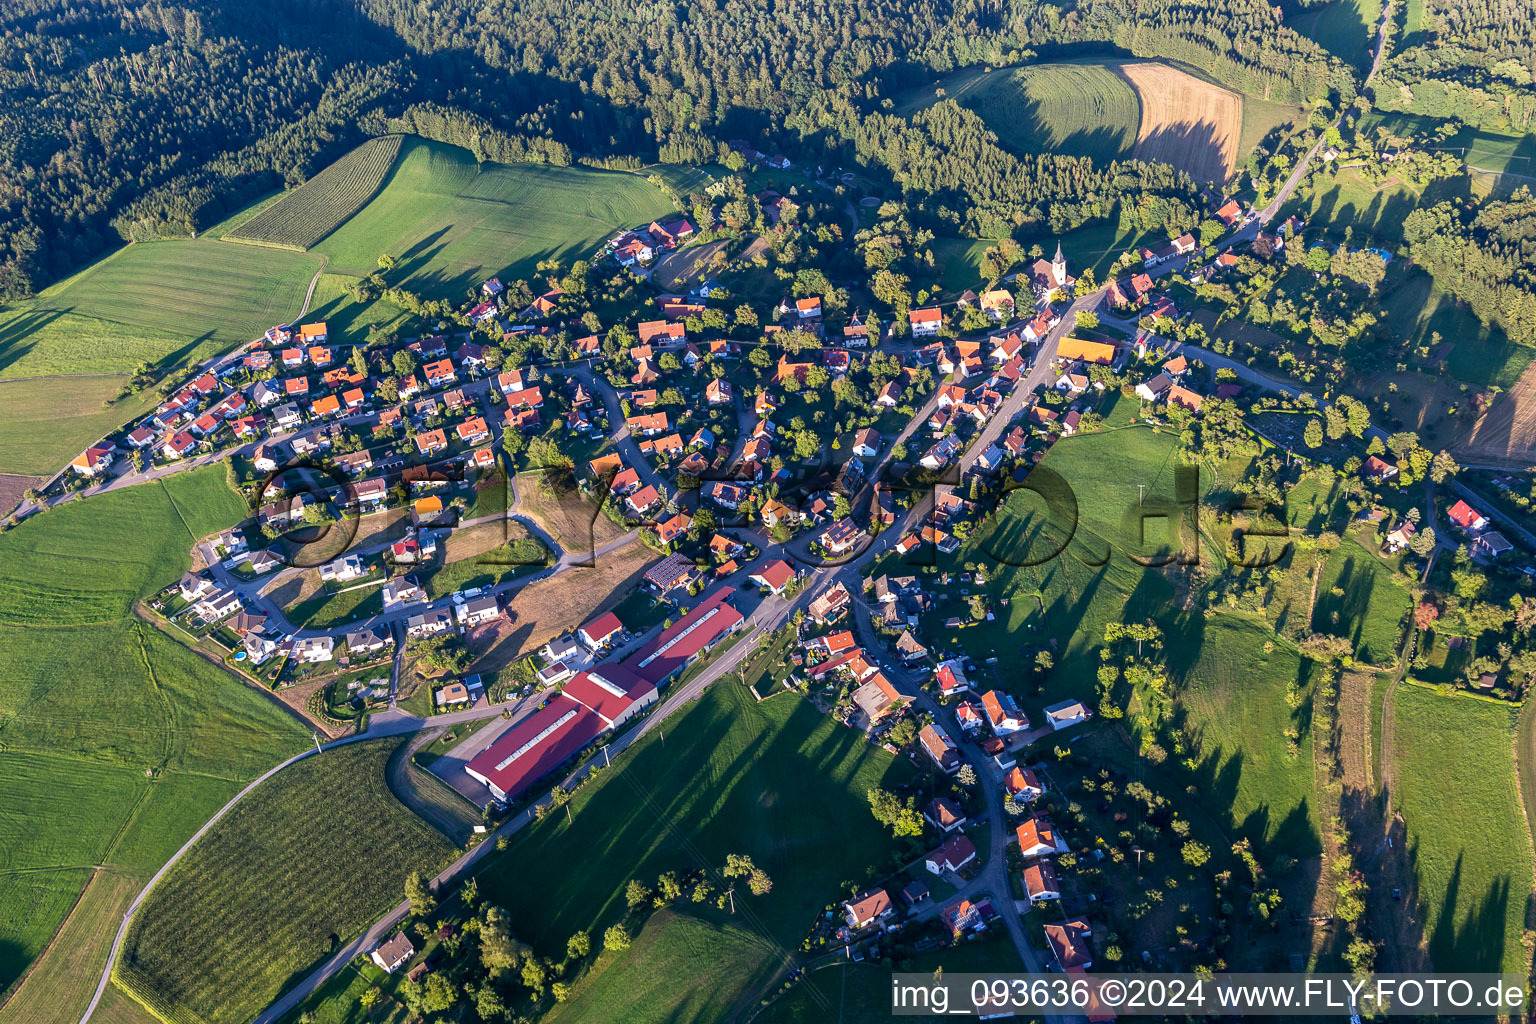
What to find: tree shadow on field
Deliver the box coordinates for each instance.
[990,86,1134,163]
[1132,121,1230,188]
[1429,852,1512,973]
[0,307,67,376]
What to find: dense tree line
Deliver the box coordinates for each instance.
[1,0,1354,299]
[792,96,1202,237]
[1374,0,1536,131]
[1401,187,1536,347]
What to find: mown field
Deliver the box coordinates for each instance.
[227,136,404,249]
[1175,615,1321,856]
[473,681,907,1007]
[945,62,1141,164]
[116,738,454,1024]
[0,375,155,478]
[541,910,779,1024]
[24,237,320,355]
[0,467,308,1001]
[0,309,192,381]
[1391,687,1531,974]
[314,139,675,300]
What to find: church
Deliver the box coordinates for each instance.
[1025,241,1073,301]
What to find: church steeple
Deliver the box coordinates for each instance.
[1052,240,1066,286]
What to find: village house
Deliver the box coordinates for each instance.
[918,723,960,773]
[1023,860,1062,905]
[1044,918,1093,970]
[1004,765,1045,802]
[70,446,114,477]
[925,834,978,875]
[981,689,1029,736]
[1447,499,1489,533]
[842,889,894,931]
[371,933,415,974]
[291,636,335,664]
[923,796,967,833]
[908,307,943,337]
[1015,817,1070,858]
[1043,699,1091,731]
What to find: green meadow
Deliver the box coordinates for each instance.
[0,467,309,997]
[934,62,1142,164]
[1310,537,1411,665]
[314,139,676,300]
[0,375,155,478]
[1285,0,1382,73]
[1391,688,1531,974]
[473,680,907,1003]
[22,238,320,358]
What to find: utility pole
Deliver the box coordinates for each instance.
[1137,483,1146,507]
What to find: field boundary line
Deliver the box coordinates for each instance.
[0,865,101,1012]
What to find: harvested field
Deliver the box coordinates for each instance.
[1118,63,1243,184]
[1338,670,1377,793]
[226,136,403,250]
[1456,356,1536,464]
[470,540,654,671]
[0,473,37,517]
[516,471,629,552]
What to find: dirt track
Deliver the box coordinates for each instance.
[1118,63,1243,184]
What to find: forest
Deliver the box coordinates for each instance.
[1401,186,1536,348]
[0,0,1360,300]
[1374,0,1536,130]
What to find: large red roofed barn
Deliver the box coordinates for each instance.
[621,585,745,686]
[464,665,659,802]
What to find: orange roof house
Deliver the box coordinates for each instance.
[1056,337,1117,365]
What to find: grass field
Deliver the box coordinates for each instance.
[299,274,414,340]
[314,139,675,300]
[0,869,141,1024]
[758,937,1026,1023]
[227,136,404,249]
[0,375,155,477]
[116,739,454,1024]
[1391,688,1531,974]
[1175,615,1322,856]
[0,467,309,996]
[284,581,383,630]
[0,309,193,381]
[944,63,1141,163]
[1292,167,1424,244]
[473,681,907,1002]
[24,238,320,355]
[1311,537,1410,665]
[542,910,780,1024]
[0,464,246,624]
[1286,0,1383,72]
[1379,268,1533,389]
